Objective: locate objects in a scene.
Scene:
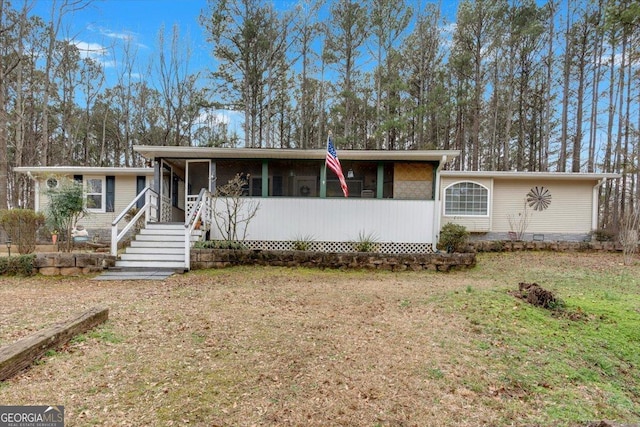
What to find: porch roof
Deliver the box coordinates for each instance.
[133,145,460,162]
[14,166,154,176]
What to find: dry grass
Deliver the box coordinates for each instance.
[0,252,638,426]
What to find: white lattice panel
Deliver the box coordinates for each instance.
[241,240,434,254]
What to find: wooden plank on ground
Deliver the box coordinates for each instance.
[0,306,109,381]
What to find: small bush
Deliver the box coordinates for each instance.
[438,223,469,253]
[193,240,246,250]
[292,234,315,251]
[0,209,46,254]
[591,228,614,242]
[353,231,379,252]
[0,254,36,276]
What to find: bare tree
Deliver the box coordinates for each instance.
[619,206,640,265]
[212,174,260,242]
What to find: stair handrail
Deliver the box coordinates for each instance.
[184,188,211,270]
[111,187,159,256]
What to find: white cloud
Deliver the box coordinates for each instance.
[86,23,147,49]
[197,109,241,126]
[73,41,108,59]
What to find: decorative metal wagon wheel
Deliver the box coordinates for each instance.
[526,186,552,211]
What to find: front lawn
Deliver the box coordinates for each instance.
[0,252,638,426]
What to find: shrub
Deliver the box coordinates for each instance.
[292,234,315,251]
[438,223,469,253]
[0,254,36,276]
[352,231,379,253]
[45,179,88,252]
[0,209,46,254]
[591,228,614,242]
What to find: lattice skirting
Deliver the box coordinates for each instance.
[240,240,435,254]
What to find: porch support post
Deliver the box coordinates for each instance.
[376,162,384,199]
[153,159,161,221]
[433,155,447,246]
[261,160,268,197]
[210,161,217,192]
[320,163,327,198]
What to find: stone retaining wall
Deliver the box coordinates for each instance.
[34,253,116,276]
[470,240,623,253]
[191,249,476,272]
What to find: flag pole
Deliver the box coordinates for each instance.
[321,131,331,198]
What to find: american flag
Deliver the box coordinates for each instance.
[326,136,349,198]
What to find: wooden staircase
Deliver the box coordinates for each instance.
[114,223,188,271]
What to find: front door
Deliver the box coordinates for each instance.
[185,160,211,215]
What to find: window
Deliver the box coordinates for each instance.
[444,182,488,216]
[85,178,105,212]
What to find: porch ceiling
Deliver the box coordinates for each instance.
[133,145,460,162]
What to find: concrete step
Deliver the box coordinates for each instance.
[120,253,185,262]
[94,268,179,281]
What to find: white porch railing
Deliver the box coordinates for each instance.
[111,187,159,256]
[184,188,212,270]
[186,195,199,218]
[160,195,172,222]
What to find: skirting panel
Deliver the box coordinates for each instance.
[240,240,435,254]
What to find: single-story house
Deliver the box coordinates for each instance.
[15,148,619,268]
[440,171,619,242]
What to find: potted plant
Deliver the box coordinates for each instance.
[51,230,59,244]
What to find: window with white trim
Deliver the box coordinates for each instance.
[444,182,488,216]
[85,177,105,212]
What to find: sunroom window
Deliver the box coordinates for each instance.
[444,182,488,216]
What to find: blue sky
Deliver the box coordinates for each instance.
[29,0,460,84]
[25,0,459,134]
[30,0,212,80]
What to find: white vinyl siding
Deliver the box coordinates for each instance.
[491,180,593,234]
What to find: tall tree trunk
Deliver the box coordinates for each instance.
[587,0,604,173]
[558,0,572,172]
[572,46,586,173]
[541,1,556,172]
[613,34,627,226]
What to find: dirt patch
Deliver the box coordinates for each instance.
[513,282,562,309]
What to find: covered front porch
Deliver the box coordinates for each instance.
[110,146,459,270]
